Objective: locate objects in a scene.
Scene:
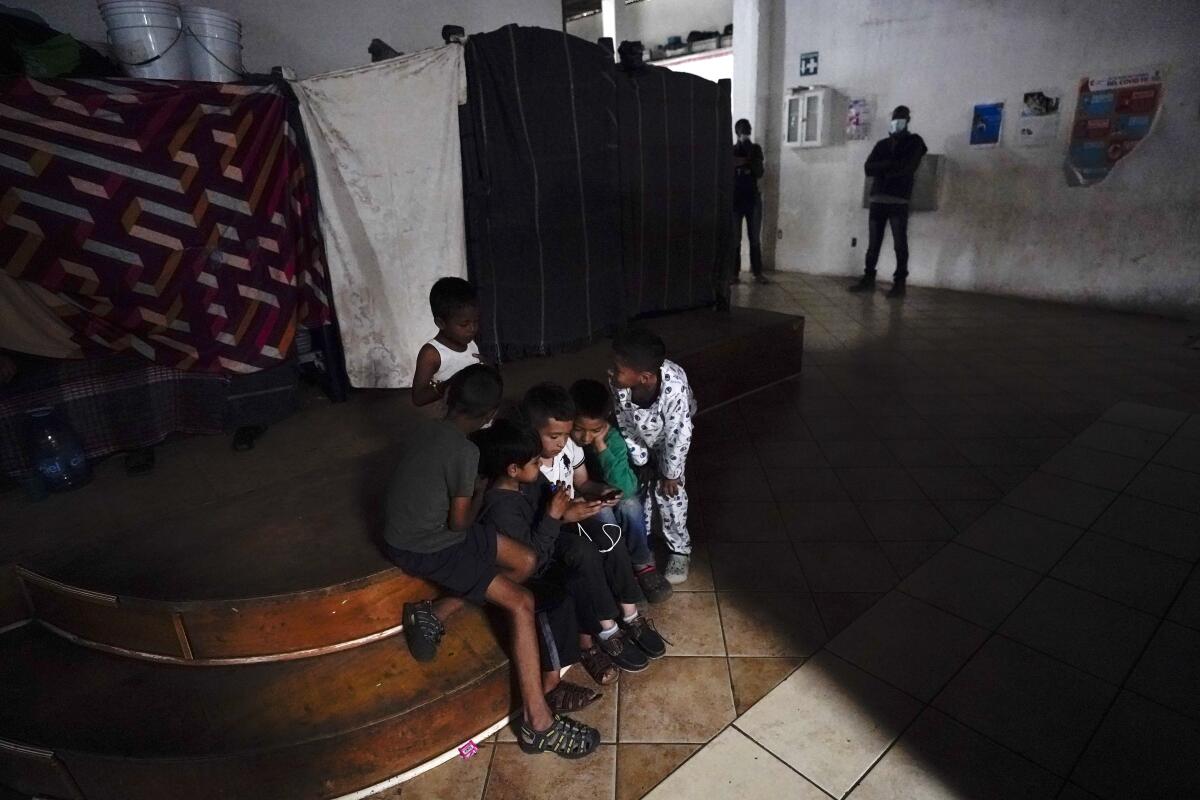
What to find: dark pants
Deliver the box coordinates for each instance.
[531,585,580,672]
[551,525,644,635]
[864,202,910,280]
[734,194,764,277]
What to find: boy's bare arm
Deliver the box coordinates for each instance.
[447,495,474,531]
[411,344,443,406]
[572,463,619,506]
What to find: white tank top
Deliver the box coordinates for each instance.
[428,338,481,384]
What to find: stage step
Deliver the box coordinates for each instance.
[10,449,436,663]
[0,609,511,800]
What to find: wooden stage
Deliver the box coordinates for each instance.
[0,307,804,800]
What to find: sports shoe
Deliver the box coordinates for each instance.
[664,552,690,585]
[402,600,444,662]
[848,275,875,293]
[598,628,649,672]
[622,614,667,659]
[518,714,600,759]
[636,566,674,604]
[886,281,907,298]
[754,274,771,285]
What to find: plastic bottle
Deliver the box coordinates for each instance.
[24,408,91,492]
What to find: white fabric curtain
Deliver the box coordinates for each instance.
[295,46,468,388]
[0,273,82,359]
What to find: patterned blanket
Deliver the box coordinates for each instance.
[0,77,330,373]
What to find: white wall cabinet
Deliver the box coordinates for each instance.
[785,87,832,147]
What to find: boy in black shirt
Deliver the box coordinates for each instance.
[473,419,605,713]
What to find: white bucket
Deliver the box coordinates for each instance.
[182,6,243,82]
[98,0,191,80]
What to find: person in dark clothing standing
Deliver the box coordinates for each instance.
[849,105,927,298]
[732,118,769,285]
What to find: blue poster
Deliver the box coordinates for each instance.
[970,102,1004,147]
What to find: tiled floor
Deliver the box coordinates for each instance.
[391,274,1199,799]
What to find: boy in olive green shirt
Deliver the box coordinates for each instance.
[569,379,672,603]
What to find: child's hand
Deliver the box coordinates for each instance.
[591,421,611,452]
[547,483,573,519]
[563,499,602,523]
[659,477,682,498]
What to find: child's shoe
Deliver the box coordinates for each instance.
[664,553,690,585]
[402,600,445,662]
[580,644,620,685]
[622,614,667,659]
[636,565,674,603]
[598,628,649,672]
[518,714,601,759]
[544,681,601,713]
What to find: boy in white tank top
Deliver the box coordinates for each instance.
[412,277,484,409]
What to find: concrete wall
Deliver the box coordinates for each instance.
[771,0,1200,315]
[33,0,561,77]
[568,0,731,50]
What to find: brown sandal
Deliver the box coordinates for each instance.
[579,645,620,686]
[545,681,601,713]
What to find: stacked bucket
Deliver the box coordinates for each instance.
[98,0,244,81]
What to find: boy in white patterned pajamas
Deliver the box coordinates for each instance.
[609,329,697,584]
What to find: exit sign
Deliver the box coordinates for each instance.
[800,51,819,76]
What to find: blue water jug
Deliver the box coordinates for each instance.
[25,407,91,492]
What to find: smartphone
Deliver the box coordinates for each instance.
[599,489,621,501]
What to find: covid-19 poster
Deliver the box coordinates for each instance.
[1065,68,1163,187]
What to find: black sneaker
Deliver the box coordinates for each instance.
[622,615,667,659]
[598,628,649,672]
[403,600,444,662]
[848,275,875,293]
[636,567,674,604]
[886,281,907,298]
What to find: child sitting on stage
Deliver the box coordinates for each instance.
[569,379,673,604]
[411,277,483,408]
[382,365,599,759]
[610,329,697,584]
[472,419,604,713]
[522,383,667,683]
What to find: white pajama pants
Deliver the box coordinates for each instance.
[643,475,691,556]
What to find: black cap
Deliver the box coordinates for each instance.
[892,105,911,120]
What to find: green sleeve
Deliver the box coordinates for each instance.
[597,429,639,496]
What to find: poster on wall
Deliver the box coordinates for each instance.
[1065,68,1163,187]
[970,102,1004,146]
[845,97,871,140]
[1016,90,1061,147]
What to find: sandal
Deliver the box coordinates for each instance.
[579,644,620,686]
[517,714,600,759]
[545,681,601,713]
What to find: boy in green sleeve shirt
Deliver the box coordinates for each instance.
[570,379,673,603]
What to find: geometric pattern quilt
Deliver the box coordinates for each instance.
[0,77,330,373]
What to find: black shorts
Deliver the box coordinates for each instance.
[384,524,498,606]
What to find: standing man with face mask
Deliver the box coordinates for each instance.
[849,105,927,298]
[732,118,769,285]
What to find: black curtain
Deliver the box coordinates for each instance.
[618,67,733,317]
[460,25,624,361]
[460,26,734,359]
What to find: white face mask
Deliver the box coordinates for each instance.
[889,118,908,134]
[737,133,750,143]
